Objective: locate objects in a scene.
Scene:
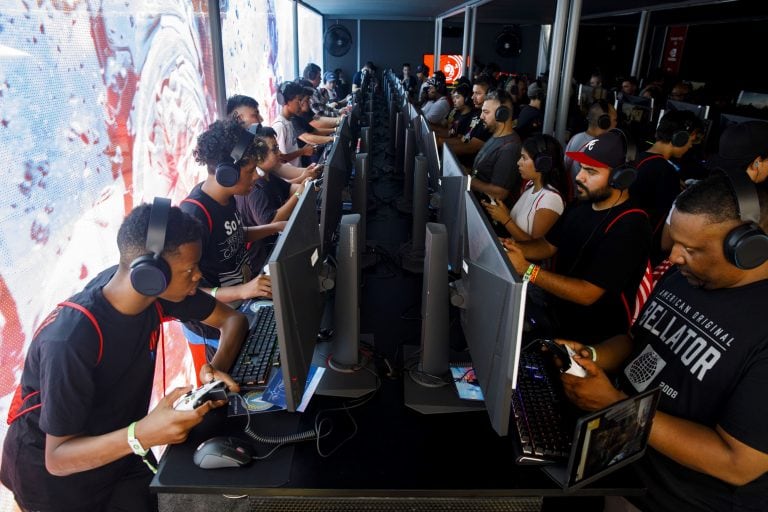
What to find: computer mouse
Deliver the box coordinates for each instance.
[192,436,254,469]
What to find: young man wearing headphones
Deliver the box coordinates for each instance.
[629,109,704,264]
[564,99,618,180]
[559,173,768,512]
[272,81,311,167]
[421,75,451,125]
[503,129,652,344]
[469,90,522,203]
[1,201,247,512]
[180,120,283,376]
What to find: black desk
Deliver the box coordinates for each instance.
[151,116,643,511]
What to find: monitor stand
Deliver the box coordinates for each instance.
[403,223,484,414]
[403,345,485,415]
[313,334,377,398]
[313,214,377,398]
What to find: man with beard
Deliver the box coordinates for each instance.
[559,173,768,512]
[503,129,652,343]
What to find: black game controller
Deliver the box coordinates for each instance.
[537,338,587,377]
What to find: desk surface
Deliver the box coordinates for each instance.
[151,128,643,501]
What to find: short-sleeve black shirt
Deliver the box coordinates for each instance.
[545,200,652,343]
[0,267,215,511]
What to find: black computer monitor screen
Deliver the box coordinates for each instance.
[339,114,353,144]
[319,136,349,257]
[665,99,709,120]
[737,90,768,109]
[268,185,324,412]
[419,115,441,192]
[578,84,613,110]
[460,192,527,436]
[618,94,653,126]
[439,145,468,274]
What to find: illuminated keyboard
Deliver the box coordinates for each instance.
[229,304,279,387]
[511,350,574,465]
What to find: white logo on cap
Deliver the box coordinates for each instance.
[585,139,598,151]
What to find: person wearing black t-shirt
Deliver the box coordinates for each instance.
[444,74,494,166]
[0,202,248,512]
[558,174,768,512]
[237,133,312,270]
[629,109,703,264]
[180,120,284,376]
[504,129,652,343]
[469,90,521,203]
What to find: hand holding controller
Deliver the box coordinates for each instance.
[562,345,588,378]
[174,380,229,411]
[538,339,587,378]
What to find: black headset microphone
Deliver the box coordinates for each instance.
[215,130,255,187]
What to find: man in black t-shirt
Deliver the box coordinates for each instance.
[504,129,652,343]
[0,203,248,512]
[559,174,768,512]
[629,109,704,264]
[444,74,494,166]
[180,120,283,375]
[469,90,521,203]
[236,134,312,271]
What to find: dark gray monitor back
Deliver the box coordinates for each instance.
[268,186,324,412]
[460,192,527,436]
[439,145,469,274]
[319,137,349,257]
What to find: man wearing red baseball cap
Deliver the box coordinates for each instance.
[503,129,652,343]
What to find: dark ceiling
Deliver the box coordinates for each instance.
[303,0,768,25]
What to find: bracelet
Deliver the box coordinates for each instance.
[522,263,537,282]
[294,190,301,198]
[127,421,157,474]
[503,217,512,227]
[210,286,219,298]
[585,345,598,362]
[529,265,541,284]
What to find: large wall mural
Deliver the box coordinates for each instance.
[0,0,312,508]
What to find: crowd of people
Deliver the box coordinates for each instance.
[2,55,767,512]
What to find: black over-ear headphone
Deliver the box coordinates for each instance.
[276,82,290,106]
[130,197,172,296]
[609,164,638,190]
[215,130,254,187]
[723,170,768,269]
[533,136,553,174]
[495,104,511,123]
[590,99,611,130]
[671,127,691,148]
[606,129,636,190]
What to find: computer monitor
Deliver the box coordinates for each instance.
[319,135,350,258]
[736,90,768,109]
[418,115,441,193]
[665,99,710,120]
[267,185,325,412]
[578,84,613,110]
[617,94,654,126]
[438,144,469,274]
[458,192,527,436]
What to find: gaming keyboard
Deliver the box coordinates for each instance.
[229,304,280,388]
[511,350,575,465]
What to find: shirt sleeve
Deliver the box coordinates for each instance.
[538,189,565,215]
[161,289,217,323]
[272,119,290,154]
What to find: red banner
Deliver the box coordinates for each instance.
[662,25,688,76]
